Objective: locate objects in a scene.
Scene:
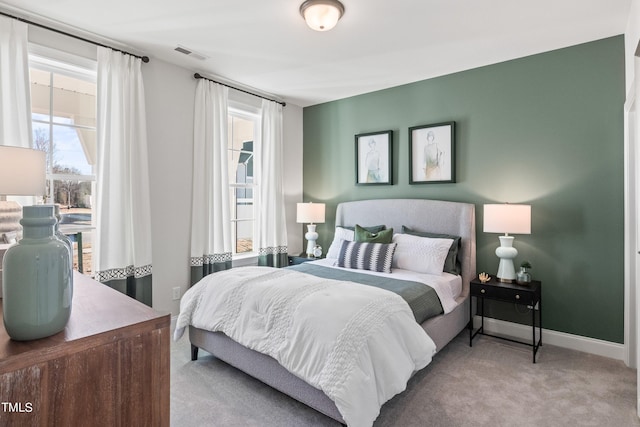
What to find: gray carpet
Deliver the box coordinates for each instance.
[171,330,640,426]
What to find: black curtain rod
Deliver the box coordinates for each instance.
[194,73,286,107]
[0,10,149,63]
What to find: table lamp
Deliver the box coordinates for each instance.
[296,202,325,257]
[483,203,531,283]
[0,146,74,340]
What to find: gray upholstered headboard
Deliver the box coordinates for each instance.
[335,198,476,299]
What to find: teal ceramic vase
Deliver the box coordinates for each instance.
[2,205,72,341]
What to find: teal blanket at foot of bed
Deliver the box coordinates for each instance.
[287,263,443,324]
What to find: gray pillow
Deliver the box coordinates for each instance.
[402,225,461,275]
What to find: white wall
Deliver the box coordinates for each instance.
[283,103,304,257]
[29,26,96,60]
[626,0,640,94]
[141,59,196,314]
[623,0,640,412]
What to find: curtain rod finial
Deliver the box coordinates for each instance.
[142,56,150,63]
[194,73,202,79]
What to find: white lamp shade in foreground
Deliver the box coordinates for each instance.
[0,146,46,196]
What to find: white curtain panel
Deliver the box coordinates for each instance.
[190,79,232,284]
[256,99,288,267]
[0,16,35,209]
[0,15,32,149]
[95,47,153,301]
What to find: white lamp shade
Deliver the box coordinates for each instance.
[483,204,531,235]
[0,146,46,196]
[297,202,326,224]
[300,0,344,31]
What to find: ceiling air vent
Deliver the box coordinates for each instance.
[174,45,208,61]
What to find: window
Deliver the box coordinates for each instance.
[228,108,259,256]
[29,52,97,274]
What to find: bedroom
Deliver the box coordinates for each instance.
[0,0,639,425]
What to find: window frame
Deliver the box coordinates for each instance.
[28,46,97,275]
[28,51,98,205]
[228,104,261,258]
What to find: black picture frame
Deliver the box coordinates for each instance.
[355,130,393,185]
[409,121,455,184]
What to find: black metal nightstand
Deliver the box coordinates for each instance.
[469,276,542,363]
[287,255,318,266]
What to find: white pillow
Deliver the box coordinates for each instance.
[326,227,355,259]
[392,233,454,274]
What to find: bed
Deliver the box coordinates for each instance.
[175,198,476,426]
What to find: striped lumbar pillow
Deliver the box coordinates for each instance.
[336,240,397,273]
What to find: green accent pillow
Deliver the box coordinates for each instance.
[355,224,393,244]
[402,225,461,275]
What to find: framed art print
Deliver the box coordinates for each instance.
[355,130,392,185]
[409,121,455,184]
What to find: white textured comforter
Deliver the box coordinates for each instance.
[174,266,436,427]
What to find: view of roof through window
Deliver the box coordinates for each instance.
[30,66,96,177]
[29,55,97,275]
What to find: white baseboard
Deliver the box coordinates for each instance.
[473,316,626,361]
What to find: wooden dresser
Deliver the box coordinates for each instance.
[0,272,170,426]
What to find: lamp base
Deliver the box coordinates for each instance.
[495,235,518,283]
[305,224,319,258]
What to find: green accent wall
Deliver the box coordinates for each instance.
[302,36,625,343]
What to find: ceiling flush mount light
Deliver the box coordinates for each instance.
[300,0,345,31]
